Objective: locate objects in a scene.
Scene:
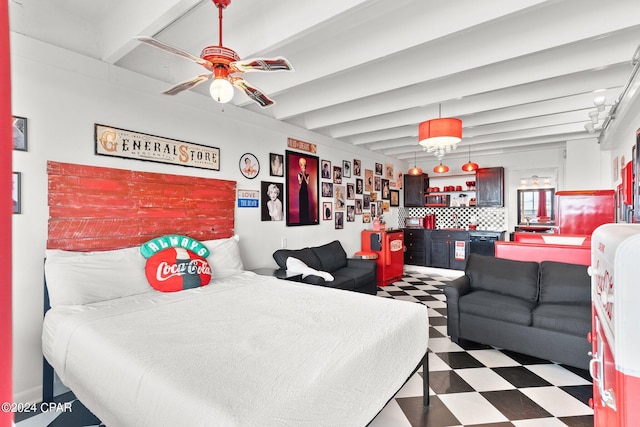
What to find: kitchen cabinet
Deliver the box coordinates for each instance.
[403,228,432,266]
[403,174,429,207]
[476,167,504,207]
[430,230,469,270]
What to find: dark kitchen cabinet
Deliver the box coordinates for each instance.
[403,174,429,207]
[429,230,469,270]
[476,167,504,207]
[403,228,432,266]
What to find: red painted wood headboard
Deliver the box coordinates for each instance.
[47,161,236,251]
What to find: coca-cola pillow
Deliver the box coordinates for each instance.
[145,247,212,292]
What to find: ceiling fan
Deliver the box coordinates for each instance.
[136,0,293,108]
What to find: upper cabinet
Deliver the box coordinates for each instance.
[476,167,504,207]
[404,174,429,207]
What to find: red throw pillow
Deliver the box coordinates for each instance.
[145,247,212,292]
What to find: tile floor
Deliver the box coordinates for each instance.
[16,269,594,427]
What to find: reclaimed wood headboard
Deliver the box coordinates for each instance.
[47,161,236,251]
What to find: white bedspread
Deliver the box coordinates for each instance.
[43,271,429,427]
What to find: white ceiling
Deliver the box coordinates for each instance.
[9,0,640,164]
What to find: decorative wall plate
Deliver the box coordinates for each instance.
[239,153,259,179]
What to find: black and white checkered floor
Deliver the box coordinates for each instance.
[17,269,593,427]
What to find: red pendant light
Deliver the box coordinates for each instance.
[433,162,449,174]
[461,145,478,172]
[418,104,462,158]
[408,152,423,175]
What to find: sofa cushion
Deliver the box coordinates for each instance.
[333,266,375,290]
[273,248,322,270]
[539,261,590,304]
[532,303,591,336]
[311,240,347,272]
[466,254,540,301]
[459,290,535,326]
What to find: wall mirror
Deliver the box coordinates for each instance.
[517,188,555,226]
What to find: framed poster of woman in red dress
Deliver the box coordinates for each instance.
[285,150,319,226]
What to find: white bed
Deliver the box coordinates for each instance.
[43,267,429,426]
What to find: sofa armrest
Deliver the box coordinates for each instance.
[443,275,471,343]
[345,258,377,271]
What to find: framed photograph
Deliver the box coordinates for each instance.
[381,179,390,199]
[390,189,399,207]
[353,159,361,176]
[333,166,342,184]
[285,150,319,226]
[374,176,381,192]
[356,178,363,194]
[355,199,363,214]
[261,181,284,221]
[347,205,355,222]
[343,160,351,178]
[321,160,331,179]
[269,153,284,177]
[384,163,394,179]
[335,211,344,229]
[635,129,640,222]
[375,163,383,175]
[363,213,371,223]
[365,169,373,192]
[240,153,260,179]
[347,183,355,200]
[334,185,346,211]
[12,172,21,214]
[371,203,376,218]
[323,202,332,220]
[12,116,27,151]
[260,181,284,221]
[363,193,371,209]
[321,181,333,197]
[369,192,377,202]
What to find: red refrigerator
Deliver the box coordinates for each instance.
[555,190,615,235]
[589,224,640,426]
[361,230,405,287]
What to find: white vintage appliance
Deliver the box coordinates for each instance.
[588,224,640,426]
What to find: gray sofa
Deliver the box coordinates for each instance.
[444,253,591,370]
[272,240,377,295]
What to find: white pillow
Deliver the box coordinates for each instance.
[201,234,245,278]
[45,246,151,307]
[286,257,334,281]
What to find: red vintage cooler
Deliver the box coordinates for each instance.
[361,230,404,287]
[588,224,640,426]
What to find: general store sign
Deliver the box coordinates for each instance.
[95,124,220,171]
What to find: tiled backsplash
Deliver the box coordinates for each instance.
[398,207,507,231]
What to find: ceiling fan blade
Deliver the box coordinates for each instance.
[230,57,294,73]
[230,77,274,108]
[162,74,212,96]
[135,36,213,71]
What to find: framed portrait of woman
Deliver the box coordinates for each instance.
[285,150,319,226]
[269,153,284,177]
[239,153,259,179]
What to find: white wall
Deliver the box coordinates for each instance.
[10,34,406,402]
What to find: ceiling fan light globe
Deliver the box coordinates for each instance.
[210,78,234,104]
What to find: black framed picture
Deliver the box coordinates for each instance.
[347,183,355,200]
[335,211,344,229]
[321,160,331,179]
[322,182,333,197]
[382,179,390,200]
[12,116,27,151]
[343,160,351,178]
[323,202,332,220]
[285,150,319,226]
[356,178,363,194]
[261,181,284,221]
[269,153,284,177]
[353,159,361,176]
[12,172,21,214]
[240,153,259,179]
[375,163,383,175]
[390,189,400,207]
[333,166,342,184]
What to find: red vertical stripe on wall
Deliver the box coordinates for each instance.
[0,2,12,426]
[47,162,236,251]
